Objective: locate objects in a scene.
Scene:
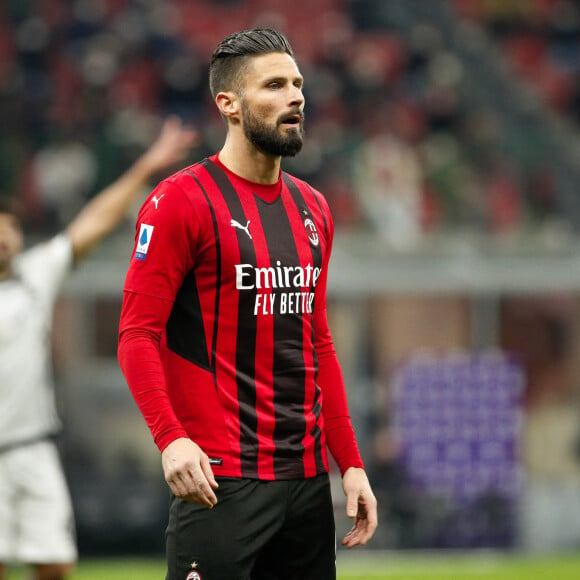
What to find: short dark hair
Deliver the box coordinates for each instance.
[0,196,18,218]
[209,28,294,98]
[0,197,22,232]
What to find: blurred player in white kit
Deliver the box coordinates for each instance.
[0,117,196,580]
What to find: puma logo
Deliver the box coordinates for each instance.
[151,194,165,209]
[230,219,252,240]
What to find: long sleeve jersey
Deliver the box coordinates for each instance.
[118,155,363,479]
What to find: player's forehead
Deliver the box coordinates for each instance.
[242,52,302,85]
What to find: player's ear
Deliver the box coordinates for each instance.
[216,91,240,123]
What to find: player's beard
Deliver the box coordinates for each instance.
[242,101,304,157]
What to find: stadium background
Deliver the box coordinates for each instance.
[3,0,580,575]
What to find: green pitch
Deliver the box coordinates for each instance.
[6,552,580,579]
[338,551,580,579]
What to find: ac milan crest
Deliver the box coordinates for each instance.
[303,217,319,247]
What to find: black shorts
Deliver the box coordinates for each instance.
[165,473,336,580]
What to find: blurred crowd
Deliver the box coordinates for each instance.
[0,0,579,245]
[455,0,580,122]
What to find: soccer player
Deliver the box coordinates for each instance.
[0,117,196,580]
[118,28,378,580]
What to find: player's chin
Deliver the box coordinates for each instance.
[280,123,303,136]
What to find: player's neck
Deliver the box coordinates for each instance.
[219,135,281,185]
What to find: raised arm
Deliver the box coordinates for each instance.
[65,117,197,262]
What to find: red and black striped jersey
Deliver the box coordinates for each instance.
[118,154,363,480]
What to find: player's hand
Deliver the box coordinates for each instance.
[161,438,219,508]
[140,116,198,175]
[341,467,378,548]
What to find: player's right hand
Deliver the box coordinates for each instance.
[161,437,219,508]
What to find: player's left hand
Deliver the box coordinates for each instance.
[341,467,378,548]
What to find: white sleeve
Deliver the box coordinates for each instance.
[15,234,74,307]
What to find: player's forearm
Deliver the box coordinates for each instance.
[326,422,364,474]
[322,402,365,475]
[118,291,189,451]
[313,300,364,473]
[317,344,364,474]
[118,328,189,451]
[66,117,196,262]
[65,156,158,261]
